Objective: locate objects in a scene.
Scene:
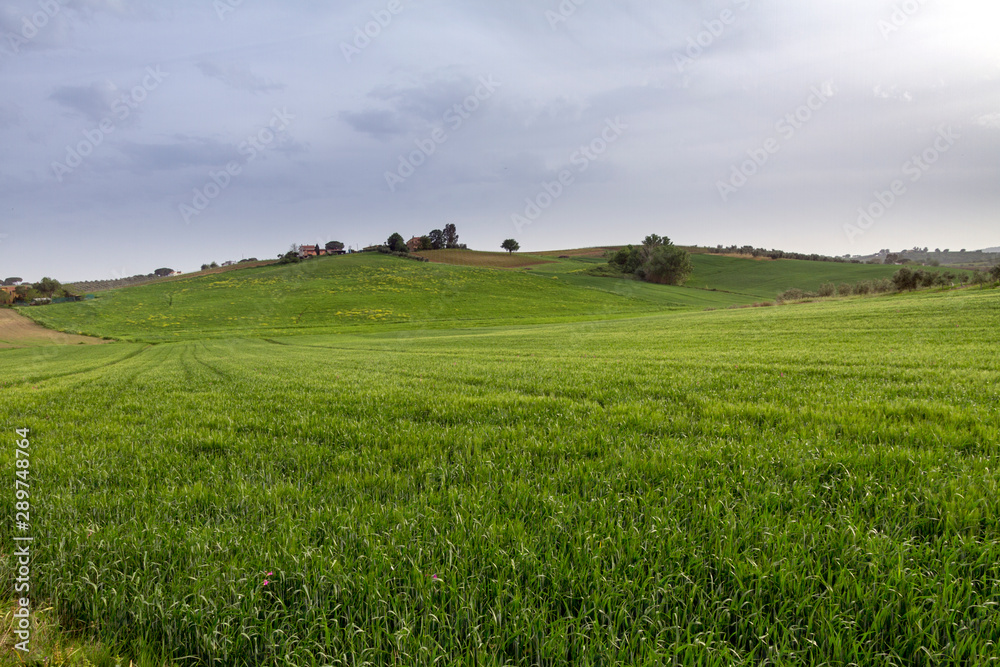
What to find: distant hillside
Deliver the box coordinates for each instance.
[684,254,908,300]
[23,253,742,342]
[423,247,921,300]
[68,259,276,293]
[24,248,983,343]
[857,248,1000,268]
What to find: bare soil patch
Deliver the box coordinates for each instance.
[0,309,110,348]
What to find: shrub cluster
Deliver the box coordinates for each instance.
[778,278,895,303]
[892,267,994,291]
[604,235,693,286]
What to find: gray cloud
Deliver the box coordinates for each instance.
[1,0,998,282]
[117,135,242,172]
[196,61,286,94]
[49,81,121,124]
[338,109,406,139]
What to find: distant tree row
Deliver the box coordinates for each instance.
[711,245,859,264]
[66,276,144,293]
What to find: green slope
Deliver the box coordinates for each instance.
[685,254,917,299]
[20,253,745,342]
[20,250,969,344]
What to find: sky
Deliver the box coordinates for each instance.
[1,0,998,282]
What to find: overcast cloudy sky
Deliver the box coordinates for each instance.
[1,0,998,281]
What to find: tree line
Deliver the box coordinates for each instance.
[386,224,464,253]
[710,245,859,263]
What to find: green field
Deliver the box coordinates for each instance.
[684,254,912,300]
[2,253,1000,665]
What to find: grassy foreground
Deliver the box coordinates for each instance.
[2,287,999,665]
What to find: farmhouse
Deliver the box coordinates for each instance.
[407,236,422,252]
[0,285,16,295]
[299,245,322,258]
[297,244,347,259]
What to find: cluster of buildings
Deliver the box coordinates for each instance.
[298,245,349,259]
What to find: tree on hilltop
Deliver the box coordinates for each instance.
[3,277,21,286]
[501,239,520,254]
[325,241,345,252]
[443,224,459,249]
[428,229,445,250]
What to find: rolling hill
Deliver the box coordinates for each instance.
[20,250,964,343]
[19,253,742,342]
